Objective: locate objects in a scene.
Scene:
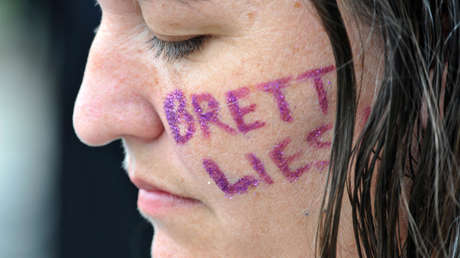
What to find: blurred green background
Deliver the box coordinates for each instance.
[1,1,57,257]
[0,1,152,257]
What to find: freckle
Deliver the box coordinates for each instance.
[294,1,302,8]
[232,70,243,77]
[255,192,260,198]
[247,12,255,20]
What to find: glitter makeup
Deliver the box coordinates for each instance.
[306,124,333,149]
[314,161,329,171]
[192,93,237,137]
[163,65,335,143]
[226,87,266,133]
[164,89,196,144]
[246,153,274,184]
[258,76,293,122]
[203,159,259,196]
[296,65,335,114]
[296,65,335,81]
[269,137,312,182]
[313,77,328,114]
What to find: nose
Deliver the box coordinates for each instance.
[73,24,164,146]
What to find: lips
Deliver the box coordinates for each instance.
[130,176,201,217]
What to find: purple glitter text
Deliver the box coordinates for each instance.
[164,89,196,144]
[246,153,274,184]
[269,137,312,182]
[203,159,259,197]
[306,124,333,149]
[296,65,335,114]
[226,87,266,134]
[258,76,293,122]
[192,93,237,138]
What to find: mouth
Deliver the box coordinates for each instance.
[130,176,201,217]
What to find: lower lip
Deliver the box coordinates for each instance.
[137,189,200,217]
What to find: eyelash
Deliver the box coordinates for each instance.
[148,35,209,61]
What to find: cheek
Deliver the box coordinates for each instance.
[161,65,336,198]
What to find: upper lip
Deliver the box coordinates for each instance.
[129,175,200,202]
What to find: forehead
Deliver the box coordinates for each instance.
[97,0,215,16]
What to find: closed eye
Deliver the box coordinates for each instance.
[148,35,209,61]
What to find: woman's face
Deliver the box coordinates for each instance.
[73,0,374,256]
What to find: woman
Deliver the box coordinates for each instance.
[73,0,460,257]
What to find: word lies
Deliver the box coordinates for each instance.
[203,123,333,197]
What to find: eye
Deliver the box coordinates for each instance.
[148,35,209,61]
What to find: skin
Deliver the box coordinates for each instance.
[73,0,380,257]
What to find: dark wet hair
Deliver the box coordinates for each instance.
[311,0,460,257]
